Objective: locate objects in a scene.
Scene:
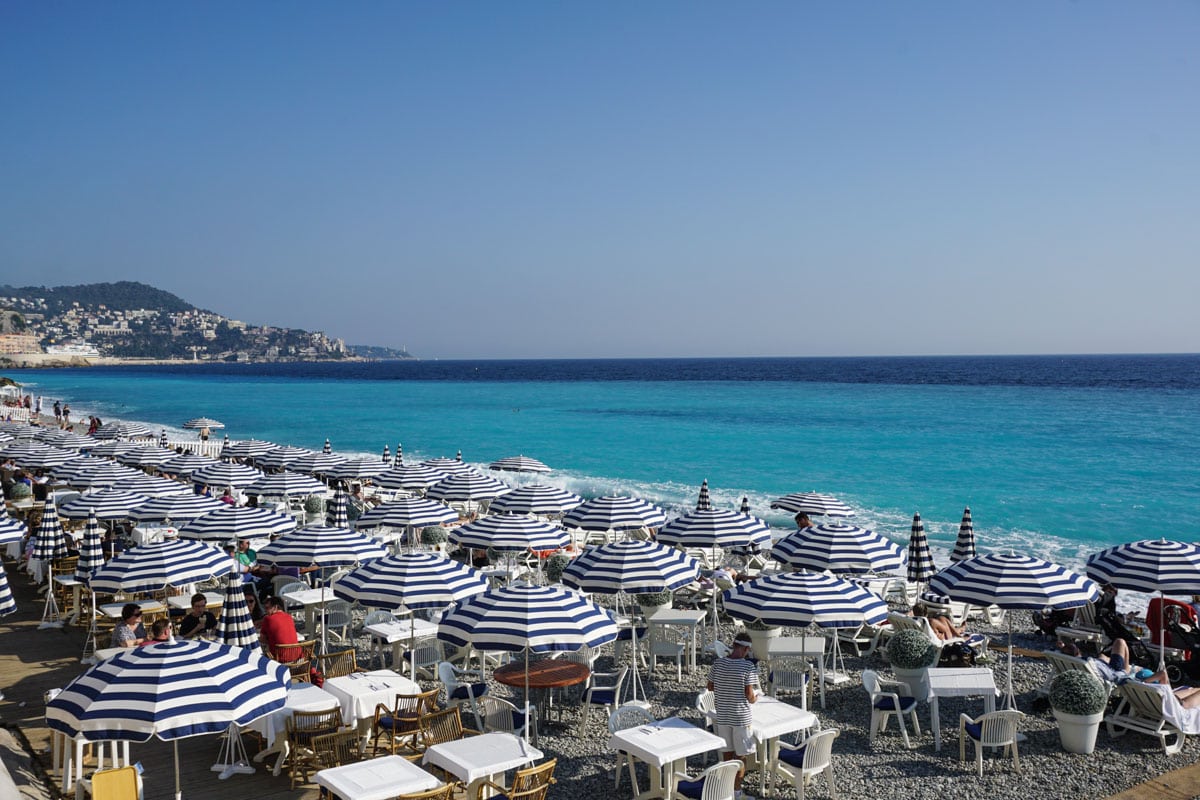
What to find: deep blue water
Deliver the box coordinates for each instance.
[11,354,1200,576]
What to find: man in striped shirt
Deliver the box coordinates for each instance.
[707,631,760,799]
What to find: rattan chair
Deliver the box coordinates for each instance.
[316,648,359,678]
[478,758,557,800]
[394,785,455,800]
[284,706,343,788]
[370,688,441,756]
[312,729,363,798]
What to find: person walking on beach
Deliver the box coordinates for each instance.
[61,404,70,429]
[53,400,61,424]
[199,425,210,442]
[707,631,760,799]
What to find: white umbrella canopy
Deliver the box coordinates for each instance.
[89,540,230,595]
[64,463,144,491]
[220,439,277,460]
[657,508,772,551]
[0,510,28,545]
[488,456,552,474]
[115,446,177,469]
[284,451,347,476]
[426,471,510,503]
[255,525,388,568]
[770,492,854,518]
[489,485,583,516]
[159,453,218,477]
[35,430,94,450]
[907,512,937,584]
[7,443,76,469]
[111,474,193,498]
[88,441,140,458]
[327,459,390,481]
[354,497,459,531]
[253,446,315,470]
[421,457,473,475]
[449,514,570,553]
[129,494,226,524]
[46,640,288,800]
[951,507,977,562]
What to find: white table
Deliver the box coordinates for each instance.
[766,636,827,709]
[93,647,127,662]
[248,682,341,775]
[280,586,334,634]
[316,754,442,800]
[53,574,84,624]
[130,525,177,546]
[363,618,440,667]
[323,669,421,736]
[747,697,818,797]
[927,667,998,751]
[166,591,224,612]
[424,731,543,799]
[606,716,726,800]
[646,608,707,672]
[98,600,166,619]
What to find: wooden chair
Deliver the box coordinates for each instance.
[272,638,317,682]
[316,648,359,678]
[419,707,478,749]
[394,786,454,800]
[370,688,440,756]
[312,729,363,797]
[479,758,557,800]
[284,706,343,788]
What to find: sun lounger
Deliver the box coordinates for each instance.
[1105,680,1199,755]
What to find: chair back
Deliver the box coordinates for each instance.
[395,786,455,800]
[272,638,316,666]
[698,761,740,800]
[478,696,528,736]
[767,657,812,707]
[1119,681,1169,722]
[973,710,1024,746]
[800,727,838,771]
[316,648,359,678]
[312,728,362,769]
[324,599,353,631]
[89,765,138,800]
[861,669,882,696]
[509,758,558,800]
[363,609,395,629]
[695,690,717,726]
[286,705,342,744]
[420,706,466,746]
[608,703,655,734]
[406,637,443,675]
[273,574,304,596]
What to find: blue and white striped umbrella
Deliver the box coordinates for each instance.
[254,446,314,470]
[561,541,700,594]
[190,462,264,489]
[74,512,105,584]
[159,453,217,477]
[243,471,327,497]
[951,507,976,562]
[930,552,1099,708]
[129,494,225,524]
[177,506,297,542]
[906,512,937,583]
[929,552,1099,611]
[0,510,27,545]
[374,464,450,491]
[30,500,70,562]
[722,571,890,629]
[770,492,854,518]
[561,496,668,533]
[426,471,510,502]
[112,474,192,498]
[354,498,458,531]
[327,459,389,482]
[13,444,76,469]
[115,446,176,469]
[218,572,259,648]
[284,451,346,476]
[1086,539,1200,596]
[322,438,332,454]
[46,639,288,800]
[771,523,906,575]
[381,445,390,463]
[438,583,618,654]
[489,485,583,516]
[421,457,472,476]
[59,490,150,521]
[90,540,229,594]
[88,441,140,458]
[327,491,350,529]
[334,552,488,611]
[183,417,225,431]
[449,514,569,553]
[0,564,16,617]
[488,456,552,474]
[35,430,94,450]
[394,443,403,465]
[220,439,277,459]
[92,420,154,440]
[0,440,58,462]
[695,480,712,511]
[657,509,772,551]
[51,455,102,480]
[66,463,143,491]
[255,525,387,568]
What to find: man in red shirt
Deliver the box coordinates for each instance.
[260,595,301,662]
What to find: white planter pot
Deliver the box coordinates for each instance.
[640,602,672,618]
[746,626,781,656]
[1054,709,1104,754]
[892,666,931,701]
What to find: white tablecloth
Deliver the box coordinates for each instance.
[316,755,441,800]
[166,591,224,611]
[248,682,340,747]
[606,716,725,769]
[749,696,817,742]
[323,669,421,727]
[423,732,543,784]
[130,526,177,546]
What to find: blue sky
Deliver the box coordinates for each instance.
[2,3,1197,359]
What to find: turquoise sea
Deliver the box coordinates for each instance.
[10,355,1200,578]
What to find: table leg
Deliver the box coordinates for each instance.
[254,739,289,776]
[931,696,942,752]
[816,657,826,709]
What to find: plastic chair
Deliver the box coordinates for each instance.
[672,760,739,800]
[404,637,443,681]
[322,599,354,643]
[362,609,396,667]
[608,704,655,792]
[278,581,308,620]
[648,623,687,680]
[577,666,629,735]
[479,757,557,800]
[777,728,839,800]
[959,710,1024,776]
[438,661,488,729]
[767,657,813,710]
[477,696,536,741]
[862,669,920,749]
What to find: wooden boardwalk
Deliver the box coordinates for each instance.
[0,558,320,800]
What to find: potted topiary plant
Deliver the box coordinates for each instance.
[420,525,449,553]
[1049,670,1107,754]
[743,618,782,654]
[636,589,673,617]
[887,628,939,699]
[544,554,571,585]
[7,481,32,501]
[302,494,324,523]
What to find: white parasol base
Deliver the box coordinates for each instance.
[39,588,64,629]
[212,723,255,779]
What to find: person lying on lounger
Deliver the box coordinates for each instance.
[912,601,966,641]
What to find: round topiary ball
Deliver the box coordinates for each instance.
[888,628,939,669]
[302,495,324,514]
[421,526,448,546]
[544,554,571,584]
[1049,670,1107,716]
[7,482,32,501]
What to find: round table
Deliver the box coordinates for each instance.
[492,660,590,742]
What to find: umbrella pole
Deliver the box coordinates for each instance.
[1003,617,1016,710]
[524,647,532,744]
[81,589,99,664]
[174,738,182,800]
[410,614,417,683]
[1159,591,1166,672]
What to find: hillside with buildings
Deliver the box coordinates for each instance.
[0,281,385,365]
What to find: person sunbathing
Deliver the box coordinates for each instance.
[912,601,966,641]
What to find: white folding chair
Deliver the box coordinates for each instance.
[777,728,839,800]
[577,667,629,735]
[671,760,740,800]
[959,710,1024,776]
[862,669,920,749]
[608,704,655,791]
